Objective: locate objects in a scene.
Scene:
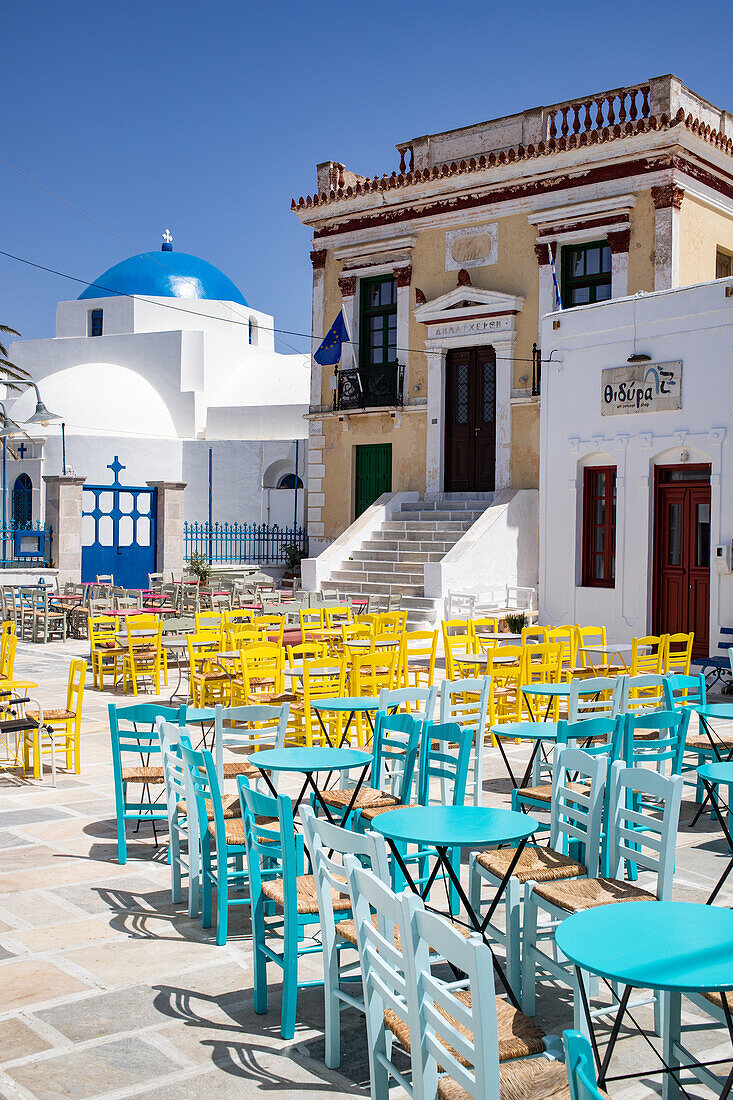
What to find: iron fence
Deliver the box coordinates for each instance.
[0,522,52,568]
[183,522,308,566]
[335,361,405,411]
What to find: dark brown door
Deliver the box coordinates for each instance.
[444,347,496,492]
[653,465,711,656]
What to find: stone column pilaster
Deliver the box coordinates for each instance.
[147,481,186,581]
[42,475,86,586]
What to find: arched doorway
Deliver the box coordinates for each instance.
[12,474,32,528]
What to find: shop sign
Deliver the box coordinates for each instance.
[601,360,682,415]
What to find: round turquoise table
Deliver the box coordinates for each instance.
[695,703,733,760]
[311,696,380,747]
[520,680,607,723]
[373,805,538,1009]
[555,900,733,1095]
[697,761,733,903]
[250,746,371,826]
[490,721,560,790]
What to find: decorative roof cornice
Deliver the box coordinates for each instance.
[291,110,733,214]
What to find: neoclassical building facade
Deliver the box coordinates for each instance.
[292,74,733,554]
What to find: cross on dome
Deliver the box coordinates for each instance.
[162,229,174,252]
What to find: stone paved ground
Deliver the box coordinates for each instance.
[0,636,730,1098]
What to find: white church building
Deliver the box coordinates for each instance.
[7,237,310,583]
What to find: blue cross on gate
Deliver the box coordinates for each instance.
[17,442,27,458]
[107,456,126,485]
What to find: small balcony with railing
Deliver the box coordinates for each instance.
[332,361,405,413]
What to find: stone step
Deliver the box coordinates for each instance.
[395,509,485,523]
[381,520,474,534]
[338,579,424,597]
[332,569,425,587]
[350,549,444,564]
[339,559,426,576]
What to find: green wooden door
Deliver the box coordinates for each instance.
[354,444,392,518]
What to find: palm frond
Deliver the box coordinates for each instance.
[0,326,27,391]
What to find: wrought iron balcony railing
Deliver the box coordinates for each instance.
[334,361,405,412]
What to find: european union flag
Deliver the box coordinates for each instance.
[314,311,349,366]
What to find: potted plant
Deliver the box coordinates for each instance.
[282,541,306,591]
[186,551,211,586]
[506,612,527,634]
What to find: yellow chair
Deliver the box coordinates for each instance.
[253,615,286,647]
[341,622,375,656]
[232,643,285,705]
[569,625,608,677]
[222,609,255,628]
[89,615,122,690]
[299,608,324,634]
[486,645,524,724]
[187,633,229,707]
[469,617,499,654]
[629,635,665,675]
[224,624,260,650]
[195,611,223,634]
[378,610,408,635]
[122,617,165,696]
[26,659,87,774]
[399,630,437,688]
[348,649,398,745]
[520,642,563,720]
[665,632,693,674]
[324,605,353,629]
[0,630,18,685]
[546,625,577,680]
[521,625,548,645]
[300,659,347,747]
[286,641,327,667]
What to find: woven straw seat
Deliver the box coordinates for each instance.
[686,735,733,751]
[334,913,471,950]
[360,801,418,822]
[206,816,277,846]
[318,786,399,811]
[532,876,656,913]
[700,990,733,1010]
[177,792,241,820]
[384,987,546,1065]
[261,874,350,915]
[475,845,586,885]
[121,766,164,783]
[26,708,75,722]
[222,760,259,779]
[193,671,228,682]
[515,781,587,805]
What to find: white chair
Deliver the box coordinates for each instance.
[157,717,198,916]
[470,746,607,998]
[213,702,289,786]
[378,685,438,722]
[619,673,667,714]
[444,591,476,619]
[402,895,565,1100]
[522,762,683,1027]
[300,806,391,1069]
[345,861,562,1100]
[567,675,624,722]
[439,677,490,806]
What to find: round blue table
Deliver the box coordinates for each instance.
[694,704,733,760]
[697,762,733,903]
[490,721,559,790]
[250,746,372,825]
[373,805,538,1008]
[556,901,733,1094]
[311,696,380,747]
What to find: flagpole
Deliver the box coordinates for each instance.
[548,242,563,310]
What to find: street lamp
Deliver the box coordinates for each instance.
[24,383,62,426]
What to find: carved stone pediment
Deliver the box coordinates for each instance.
[414,286,525,325]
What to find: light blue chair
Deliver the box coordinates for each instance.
[563,1030,606,1099]
[157,718,197,915]
[439,676,491,805]
[213,702,289,785]
[470,746,608,998]
[179,741,250,945]
[300,805,391,1069]
[378,684,438,722]
[663,673,710,804]
[239,778,328,1040]
[108,701,186,863]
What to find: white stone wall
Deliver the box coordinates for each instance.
[539,275,733,654]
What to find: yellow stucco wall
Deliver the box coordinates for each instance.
[678,197,733,287]
[627,190,655,294]
[315,192,660,539]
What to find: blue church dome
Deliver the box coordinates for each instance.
[78,245,248,306]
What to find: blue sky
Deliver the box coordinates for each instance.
[3,0,732,353]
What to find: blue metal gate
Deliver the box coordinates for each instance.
[81,458,157,588]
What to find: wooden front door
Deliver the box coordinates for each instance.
[653,465,711,655]
[354,443,392,519]
[444,347,496,492]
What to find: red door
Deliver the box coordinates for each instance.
[653,465,711,656]
[444,347,496,492]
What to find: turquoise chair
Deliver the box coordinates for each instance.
[403,719,471,911]
[319,710,422,825]
[179,741,252,945]
[108,701,186,864]
[663,673,709,803]
[563,1030,606,1099]
[239,778,326,1040]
